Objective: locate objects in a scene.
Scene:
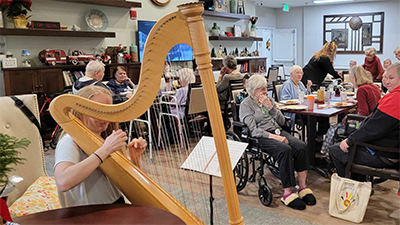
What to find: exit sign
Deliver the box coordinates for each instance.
[283,4,290,12]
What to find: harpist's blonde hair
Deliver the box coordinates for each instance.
[313,41,337,63]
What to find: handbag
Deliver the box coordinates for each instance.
[329,173,372,223]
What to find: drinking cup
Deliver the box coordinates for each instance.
[307,95,315,111]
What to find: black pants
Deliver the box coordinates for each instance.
[329,143,398,181]
[258,130,309,188]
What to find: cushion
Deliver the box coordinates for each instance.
[9,176,60,218]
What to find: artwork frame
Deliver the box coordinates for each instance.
[331,29,348,48]
[234,25,241,37]
[362,23,372,46]
[2,58,17,68]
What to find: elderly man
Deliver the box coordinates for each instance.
[72,61,126,104]
[216,55,243,108]
[329,62,400,180]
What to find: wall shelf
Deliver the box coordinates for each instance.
[0,28,116,38]
[209,36,262,41]
[203,10,250,20]
[54,0,141,8]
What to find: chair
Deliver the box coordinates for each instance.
[221,79,244,130]
[271,64,288,80]
[272,80,286,102]
[266,67,280,91]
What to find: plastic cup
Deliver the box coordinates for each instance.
[324,91,331,105]
[340,92,347,103]
[307,95,315,111]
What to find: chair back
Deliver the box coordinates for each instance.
[0,94,47,205]
[186,83,207,115]
[271,64,285,79]
[272,80,286,102]
[267,67,279,85]
[228,79,244,102]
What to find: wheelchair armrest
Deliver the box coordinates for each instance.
[233,121,246,128]
[347,114,367,121]
[350,140,399,153]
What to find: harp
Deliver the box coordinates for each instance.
[49,3,243,225]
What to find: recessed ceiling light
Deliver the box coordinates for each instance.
[313,0,353,4]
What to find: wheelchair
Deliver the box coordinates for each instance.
[226,101,298,207]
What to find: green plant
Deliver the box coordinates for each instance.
[0,0,32,18]
[0,133,29,189]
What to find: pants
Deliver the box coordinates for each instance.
[257,130,309,188]
[329,143,397,181]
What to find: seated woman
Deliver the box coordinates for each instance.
[321,66,381,155]
[107,66,135,99]
[239,74,316,210]
[236,74,250,104]
[217,55,243,108]
[54,86,147,207]
[170,68,196,119]
[363,47,385,81]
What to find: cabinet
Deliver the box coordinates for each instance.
[210,57,266,74]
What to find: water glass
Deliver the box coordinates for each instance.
[324,91,331,105]
[298,91,305,104]
[340,92,347,103]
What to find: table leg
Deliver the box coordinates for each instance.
[306,115,328,178]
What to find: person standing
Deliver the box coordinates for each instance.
[302,41,342,88]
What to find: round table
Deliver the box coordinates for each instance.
[14,204,185,224]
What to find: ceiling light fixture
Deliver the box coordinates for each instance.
[313,0,353,4]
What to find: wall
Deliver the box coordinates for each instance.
[256,6,276,28]
[303,1,400,68]
[275,7,303,66]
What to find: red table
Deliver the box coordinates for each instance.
[14,204,185,224]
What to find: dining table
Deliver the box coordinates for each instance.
[281,94,357,177]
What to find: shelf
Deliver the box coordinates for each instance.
[54,0,141,8]
[2,62,141,71]
[209,36,262,41]
[0,28,116,38]
[203,10,250,20]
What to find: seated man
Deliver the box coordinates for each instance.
[216,55,243,109]
[73,61,126,104]
[329,63,400,180]
[240,74,316,210]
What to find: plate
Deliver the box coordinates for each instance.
[333,102,355,108]
[342,91,355,96]
[286,105,308,110]
[279,99,299,105]
[85,9,108,31]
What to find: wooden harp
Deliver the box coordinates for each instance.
[49,3,243,225]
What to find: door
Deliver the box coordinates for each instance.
[257,28,273,70]
[37,69,64,96]
[5,70,36,95]
[272,29,297,76]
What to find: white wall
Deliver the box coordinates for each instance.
[256,6,276,28]
[303,1,400,69]
[275,7,304,66]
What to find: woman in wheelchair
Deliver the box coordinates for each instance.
[329,63,400,181]
[239,74,316,210]
[170,68,195,119]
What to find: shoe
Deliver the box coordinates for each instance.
[281,193,306,210]
[298,188,316,205]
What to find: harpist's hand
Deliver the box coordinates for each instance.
[102,129,128,155]
[128,137,147,166]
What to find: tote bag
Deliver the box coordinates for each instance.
[329,173,372,223]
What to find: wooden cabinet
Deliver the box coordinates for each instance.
[210,57,266,74]
[4,68,64,96]
[249,58,266,74]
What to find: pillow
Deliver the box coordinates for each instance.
[9,176,60,218]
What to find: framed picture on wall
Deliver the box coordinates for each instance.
[331,29,348,48]
[362,23,372,46]
[234,25,241,37]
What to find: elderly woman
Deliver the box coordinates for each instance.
[217,55,243,108]
[363,47,384,81]
[107,66,135,98]
[281,65,312,100]
[170,68,196,119]
[383,58,392,70]
[394,46,400,61]
[302,41,342,87]
[240,74,316,210]
[321,65,381,154]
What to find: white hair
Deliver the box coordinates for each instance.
[85,61,105,77]
[246,74,267,96]
[387,62,400,78]
[176,68,195,84]
[289,65,303,75]
[394,46,400,55]
[365,47,377,56]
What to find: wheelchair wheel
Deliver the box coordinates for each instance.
[226,131,249,192]
[265,154,280,180]
[258,176,272,207]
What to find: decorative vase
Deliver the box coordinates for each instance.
[0,11,4,28]
[211,23,220,36]
[250,25,257,37]
[13,15,28,29]
[229,0,236,14]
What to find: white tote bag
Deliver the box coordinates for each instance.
[329,173,372,223]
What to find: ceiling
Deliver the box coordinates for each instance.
[248,0,393,8]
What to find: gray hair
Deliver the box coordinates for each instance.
[246,74,267,96]
[365,47,377,56]
[384,58,392,64]
[289,65,303,75]
[176,68,195,84]
[223,55,237,70]
[85,60,105,77]
[386,62,400,78]
[394,46,400,55]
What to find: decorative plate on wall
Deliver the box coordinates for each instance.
[85,9,108,31]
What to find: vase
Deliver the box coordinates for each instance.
[13,15,28,29]
[211,23,220,36]
[250,25,257,37]
[0,11,4,28]
[229,0,236,13]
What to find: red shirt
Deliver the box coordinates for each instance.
[356,84,381,116]
[363,56,385,80]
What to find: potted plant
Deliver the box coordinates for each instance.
[0,0,32,28]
